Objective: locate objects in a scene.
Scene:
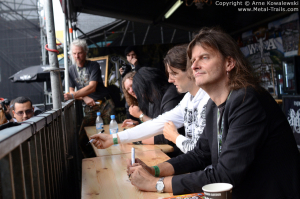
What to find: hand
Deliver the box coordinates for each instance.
[129,105,142,118]
[130,165,157,192]
[121,119,139,127]
[119,67,124,75]
[90,134,114,149]
[126,158,154,176]
[64,93,73,100]
[163,121,180,144]
[83,96,95,106]
[129,58,138,66]
[127,158,157,192]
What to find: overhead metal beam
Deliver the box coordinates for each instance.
[75,26,101,49]
[170,29,176,43]
[120,21,130,46]
[142,25,150,45]
[0,8,38,14]
[132,22,135,45]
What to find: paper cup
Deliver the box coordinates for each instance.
[202,183,233,199]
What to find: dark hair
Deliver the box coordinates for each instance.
[122,72,138,107]
[187,27,260,90]
[132,67,169,118]
[164,44,193,80]
[124,46,139,57]
[13,97,32,110]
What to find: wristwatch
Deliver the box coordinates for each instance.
[156,177,165,193]
[139,113,144,122]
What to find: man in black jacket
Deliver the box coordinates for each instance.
[126,27,300,198]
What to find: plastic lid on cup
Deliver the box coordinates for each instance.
[110,115,115,119]
[97,112,101,116]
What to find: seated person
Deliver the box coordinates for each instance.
[121,28,300,198]
[12,96,34,122]
[91,44,210,154]
[122,67,185,157]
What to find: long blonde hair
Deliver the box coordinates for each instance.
[122,72,138,106]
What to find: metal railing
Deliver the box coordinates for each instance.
[0,100,81,199]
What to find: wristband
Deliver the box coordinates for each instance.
[112,133,118,144]
[71,93,74,99]
[152,166,160,177]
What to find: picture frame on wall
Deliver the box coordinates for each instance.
[88,55,109,87]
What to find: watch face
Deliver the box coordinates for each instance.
[157,182,164,191]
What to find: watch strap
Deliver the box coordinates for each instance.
[139,113,144,122]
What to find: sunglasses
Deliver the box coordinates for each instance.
[15,109,34,116]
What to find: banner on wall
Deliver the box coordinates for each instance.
[238,12,299,96]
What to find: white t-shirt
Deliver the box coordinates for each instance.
[118,88,210,153]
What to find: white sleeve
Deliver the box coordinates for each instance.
[117,100,185,143]
[176,135,189,153]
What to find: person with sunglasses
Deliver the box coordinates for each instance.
[12,96,34,122]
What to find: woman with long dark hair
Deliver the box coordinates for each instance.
[122,67,185,156]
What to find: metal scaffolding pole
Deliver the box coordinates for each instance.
[66,0,73,43]
[63,9,69,93]
[44,0,63,109]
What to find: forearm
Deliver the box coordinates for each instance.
[117,108,184,143]
[69,88,83,100]
[157,161,175,177]
[163,176,173,193]
[73,84,95,98]
[142,137,154,144]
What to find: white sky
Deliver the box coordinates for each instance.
[52,0,64,31]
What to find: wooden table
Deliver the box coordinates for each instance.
[84,125,174,157]
[82,150,173,199]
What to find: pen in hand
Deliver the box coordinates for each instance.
[129,148,135,180]
[87,129,104,146]
[131,147,135,165]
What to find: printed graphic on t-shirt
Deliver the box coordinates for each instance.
[182,104,207,153]
[75,70,90,88]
